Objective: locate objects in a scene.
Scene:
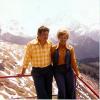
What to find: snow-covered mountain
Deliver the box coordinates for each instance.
[0,22,99,59]
[0,32,33,45]
[87,24,100,42]
[0,33,99,60]
[69,23,100,42]
[69,34,99,59]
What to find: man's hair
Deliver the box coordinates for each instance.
[37,26,49,36]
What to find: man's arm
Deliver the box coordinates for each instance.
[21,43,32,74]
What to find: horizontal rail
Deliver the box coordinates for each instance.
[0,74,99,98]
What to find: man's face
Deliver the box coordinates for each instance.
[38,31,49,43]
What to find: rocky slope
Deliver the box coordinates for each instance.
[0,42,99,99]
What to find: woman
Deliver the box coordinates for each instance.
[52,28,80,99]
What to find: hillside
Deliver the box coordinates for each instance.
[0,42,99,99]
[79,57,99,81]
[1,32,33,45]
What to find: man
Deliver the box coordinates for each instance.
[21,26,53,99]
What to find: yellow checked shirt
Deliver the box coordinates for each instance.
[22,39,52,68]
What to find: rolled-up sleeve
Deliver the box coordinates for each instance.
[71,47,79,76]
[22,43,32,68]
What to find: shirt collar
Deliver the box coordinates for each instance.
[32,39,51,45]
[56,43,69,49]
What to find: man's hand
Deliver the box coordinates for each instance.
[74,72,83,79]
[17,67,26,77]
[75,71,80,77]
[21,68,26,75]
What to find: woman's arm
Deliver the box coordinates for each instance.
[71,46,80,76]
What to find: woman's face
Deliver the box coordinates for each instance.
[58,34,68,44]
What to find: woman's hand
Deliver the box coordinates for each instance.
[77,73,83,80]
[74,72,83,79]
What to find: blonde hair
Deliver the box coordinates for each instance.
[57,28,70,39]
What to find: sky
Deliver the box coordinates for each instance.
[0,0,99,36]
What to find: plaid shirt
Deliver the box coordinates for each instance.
[22,39,52,68]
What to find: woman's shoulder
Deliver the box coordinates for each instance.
[52,44,74,49]
[67,44,74,51]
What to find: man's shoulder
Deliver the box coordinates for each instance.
[47,40,52,45]
[30,39,38,44]
[27,39,38,45]
[51,45,57,53]
[27,39,53,47]
[25,39,36,48]
[28,39,52,44]
[52,45,57,49]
